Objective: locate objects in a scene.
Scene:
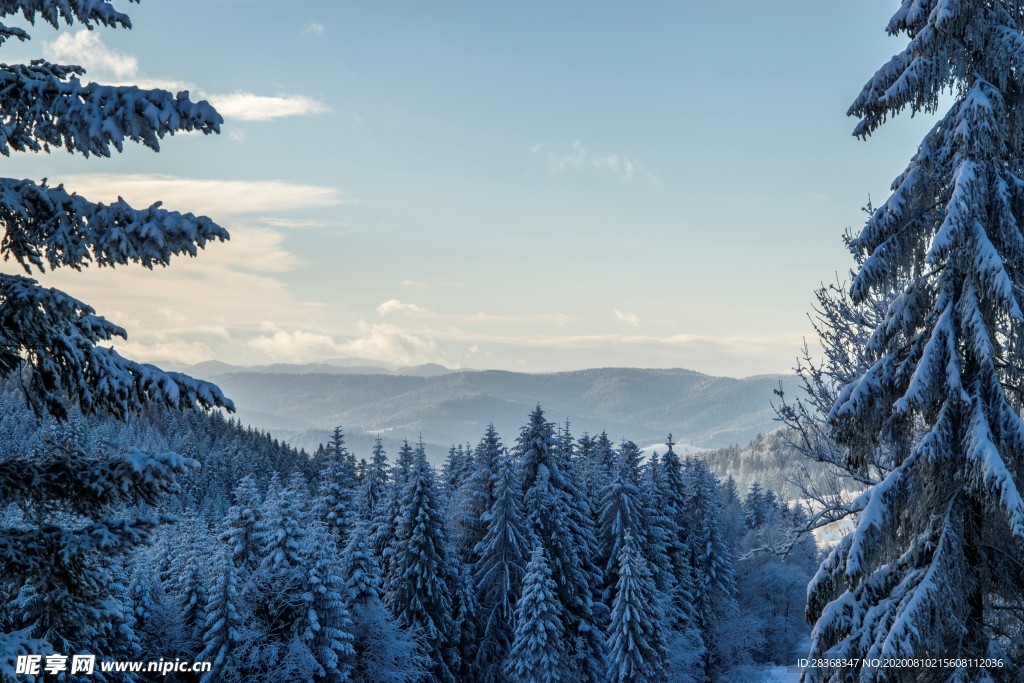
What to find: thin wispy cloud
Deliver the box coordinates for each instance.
[259,217,329,230]
[534,141,660,186]
[304,20,326,35]
[401,280,431,289]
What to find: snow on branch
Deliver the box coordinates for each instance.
[0,178,229,272]
[0,0,135,33]
[0,60,221,157]
[0,274,233,418]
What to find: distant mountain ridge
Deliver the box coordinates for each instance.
[185,361,799,456]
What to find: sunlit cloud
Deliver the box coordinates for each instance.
[46,29,137,79]
[44,30,329,121]
[613,309,640,327]
[208,93,330,122]
[56,174,347,217]
[377,299,429,316]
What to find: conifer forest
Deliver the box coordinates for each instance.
[3,1,1024,682]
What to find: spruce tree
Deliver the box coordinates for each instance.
[809,2,1024,678]
[385,442,459,682]
[317,427,357,548]
[607,531,668,683]
[3,427,196,674]
[371,440,414,574]
[199,553,245,683]
[682,457,737,680]
[453,423,504,566]
[220,475,263,571]
[516,405,606,681]
[179,541,211,650]
[357,437,389,523]
[340,521,383,606]
[598,441,648,599]
[655,437,704,659]
[299,527,355,683]
[473,452,529,682]
[342,520,427,683]
[504,545,565,683]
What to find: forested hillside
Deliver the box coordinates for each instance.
[0,391,817,681]
[194,366,799,455]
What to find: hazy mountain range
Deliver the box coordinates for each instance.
[179,360,800,457]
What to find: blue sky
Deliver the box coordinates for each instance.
[5,0,937,376]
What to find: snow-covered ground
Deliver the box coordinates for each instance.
[759,665,802,681]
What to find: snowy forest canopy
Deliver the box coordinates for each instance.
[0,394,817,682]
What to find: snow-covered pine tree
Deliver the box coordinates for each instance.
[357,437,389,524]
[654,436,705,666]
[340,520,383,607]
[385,441,459,682]
[808,2,1024,678]
[298,526,355,683]
[199,552,245,683]
[638,454,676,602]
[647,448,704,683]
[598,441,648,601]
[681,457,737,680]
[317,427,357,549]
[452,423,503,566]
[515,405,606,681]
[178,527,212,650]
[472,450,529,682]
[247,472,309,657]
[371,440,415,575]
[441,444,468,498]
[1,426,196,676]
[504,544,566,683]
[606,530,668,683]
[129,552,188,664]
[220,475,263,571]
[257,472,308,575]
[341,519,427,683]
[583,431,616,499]
[451,560,480,681]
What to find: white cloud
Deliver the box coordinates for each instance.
[114,334,215,366]
[46,29,138,79]
[613,309,640,327]
[44,30,328,122]
[336,322,446,367]
[247,325,345,362]
[244,321,449,367]
[377,299,429,316]
[304,20,326,35]
[208,93,330,122]
[56,174,347,217]
[401,279,431,289]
